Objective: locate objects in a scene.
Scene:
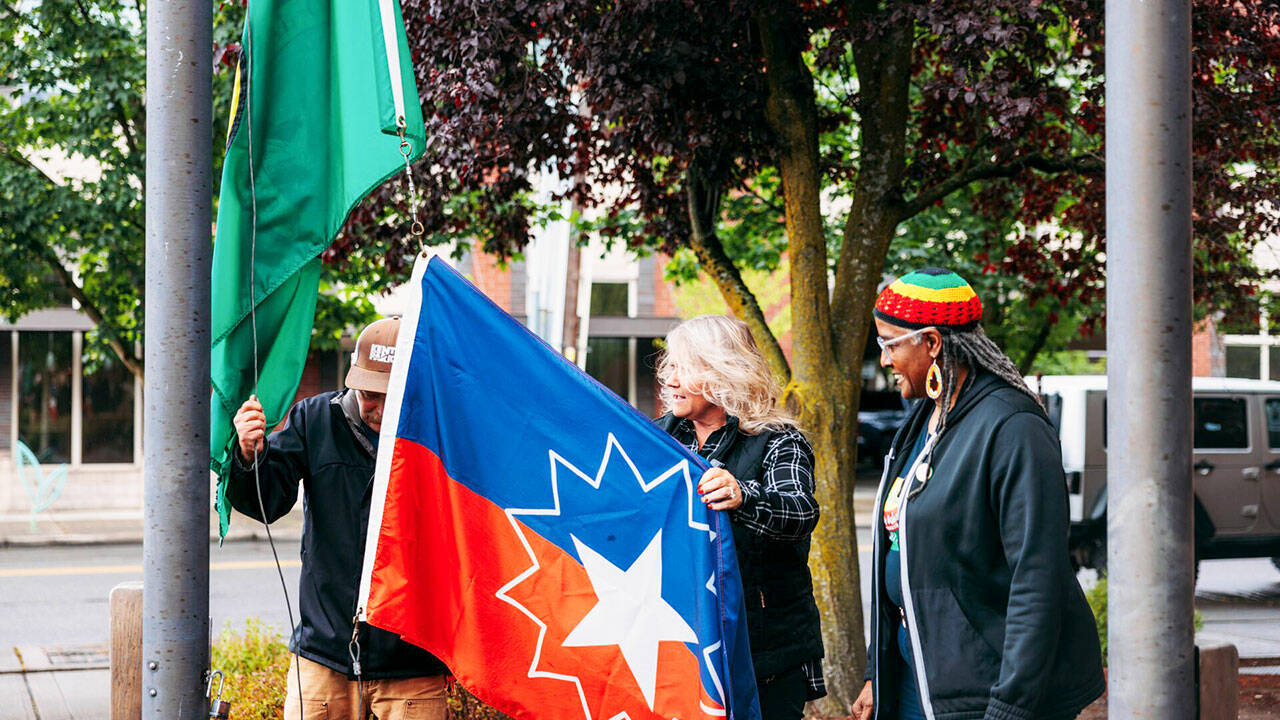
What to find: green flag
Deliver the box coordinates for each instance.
[210,0,425,537]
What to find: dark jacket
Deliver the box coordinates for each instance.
[226,389,448,679]
[658,414,825,679]
[868,372,1104,720]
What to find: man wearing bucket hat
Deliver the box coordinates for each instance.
[227,317,448,720]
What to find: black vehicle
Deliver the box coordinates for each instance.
[857,390,911,465]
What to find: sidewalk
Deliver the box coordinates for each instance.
[853,485,876,525]
[0,643,108,718]
[0,486,873,547]
[0,505,304,547]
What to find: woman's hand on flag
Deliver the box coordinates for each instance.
[698,467,743,511]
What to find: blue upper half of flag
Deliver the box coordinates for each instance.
[394,257,759,720]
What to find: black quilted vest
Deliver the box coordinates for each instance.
[658,414,825,678]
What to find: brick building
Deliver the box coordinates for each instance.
[1191,240,1280,380]
[288,245,683,418]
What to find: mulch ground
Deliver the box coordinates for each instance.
[1075,670,1280,719]
[811,670,1280,720]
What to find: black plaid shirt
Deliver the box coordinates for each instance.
[669,418,827,698]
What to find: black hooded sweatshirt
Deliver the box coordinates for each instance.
[226,389,448,679]
[867,371,1104,720]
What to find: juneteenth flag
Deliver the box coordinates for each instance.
[209,0,425,537]
[357,255,761,720]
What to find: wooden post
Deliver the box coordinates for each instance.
[1198,644,1239,720]
[111,581,144,720]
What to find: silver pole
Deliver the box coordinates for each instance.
[143,0,212,712]
[1105,0,1195,717]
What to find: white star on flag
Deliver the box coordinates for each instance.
[562,530,698,710]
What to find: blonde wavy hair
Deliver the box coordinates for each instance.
[656,315,799,435]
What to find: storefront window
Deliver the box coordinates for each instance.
[82,353,135,463]
[17,331,73,464]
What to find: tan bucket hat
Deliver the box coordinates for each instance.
[345,317,400,393]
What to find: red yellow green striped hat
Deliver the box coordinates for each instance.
[874,268,983,331]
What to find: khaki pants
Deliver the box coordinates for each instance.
[282,655,448,720]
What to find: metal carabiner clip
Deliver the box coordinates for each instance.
[206,669,231,719]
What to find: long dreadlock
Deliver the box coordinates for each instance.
[933,325,1043,437]
[910,326,1043,493]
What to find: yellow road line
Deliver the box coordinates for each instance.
[0,559,302,578]
[2,546,873,579]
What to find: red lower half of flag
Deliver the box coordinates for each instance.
[365,439,725,720]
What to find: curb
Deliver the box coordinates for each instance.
[0,509,304,548]
[0,528,304,548]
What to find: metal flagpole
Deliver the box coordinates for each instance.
[1105,0,1196,717]
[143,0,213,711]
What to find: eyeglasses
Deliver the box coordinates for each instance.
[876,327,932,356]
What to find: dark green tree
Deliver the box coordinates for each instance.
[0,0,150,378]
[0,0,380,383]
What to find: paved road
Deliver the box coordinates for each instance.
[1,539,302,720]
[0,540,304,648]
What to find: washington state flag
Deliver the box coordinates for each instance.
[209,0,425,537]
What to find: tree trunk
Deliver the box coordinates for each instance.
[754,3,865,711]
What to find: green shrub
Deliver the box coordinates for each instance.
[210,618,290,720]
[1084,576,1203,668]
[1085,578,1108,665]
[207,618,520,720]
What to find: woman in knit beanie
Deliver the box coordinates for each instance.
[852,269,1103,720]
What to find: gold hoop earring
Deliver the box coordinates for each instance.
[925,361,943,400]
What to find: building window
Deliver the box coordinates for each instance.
[12,330,138,466]
[1225,345,1261,379]
[583,336,665,417]
[82,353,135,463]
[586,337,630,400]
[636,338,662,418]
[17,331,73,464]
[0,332,10,451]
[590,283,629,317]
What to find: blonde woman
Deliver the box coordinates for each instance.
[657,315,825,720]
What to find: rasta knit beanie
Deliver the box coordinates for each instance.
[874,268,983,331]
